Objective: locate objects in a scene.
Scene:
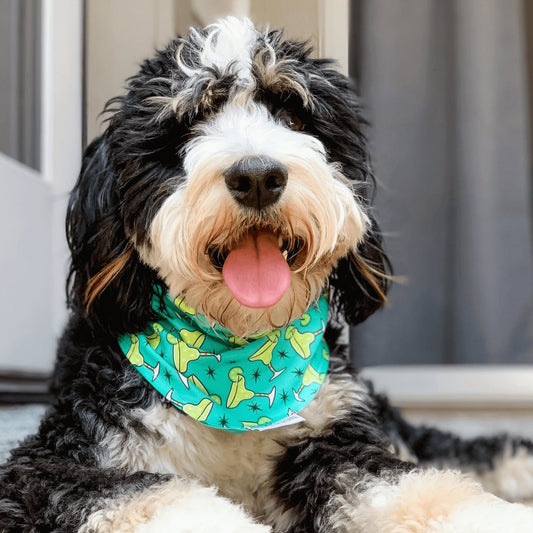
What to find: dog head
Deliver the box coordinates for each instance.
[67,17,390,337]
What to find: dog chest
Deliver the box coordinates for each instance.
[95,377,365,515]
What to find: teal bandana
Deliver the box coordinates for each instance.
[118,292,330,433]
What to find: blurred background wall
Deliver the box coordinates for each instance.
[85,0,348,141]
[0,1,531,401]
[350,0,533,366]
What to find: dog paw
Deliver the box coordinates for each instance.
[131,485,270,533]
[474,444,533,502]
[432,497,533,533]
[342,470,533,533]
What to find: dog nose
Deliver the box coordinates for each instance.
[224,157,288,210]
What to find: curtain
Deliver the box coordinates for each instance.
[350,0,533,365]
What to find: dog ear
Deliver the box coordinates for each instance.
[329,216,391,326]
[66,132,161,336]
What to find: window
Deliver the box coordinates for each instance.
[0,0,41,171]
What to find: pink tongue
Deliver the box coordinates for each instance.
[222,232,291,308]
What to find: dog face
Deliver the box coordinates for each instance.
[67,18,390,336]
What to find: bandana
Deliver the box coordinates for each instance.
[118,291,330,433]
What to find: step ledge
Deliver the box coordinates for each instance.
[361,365,533,409]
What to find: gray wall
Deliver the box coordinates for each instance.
[350,0,533,366]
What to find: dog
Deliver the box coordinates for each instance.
[2,16,533,533]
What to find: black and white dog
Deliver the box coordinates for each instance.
[2,17,533,532]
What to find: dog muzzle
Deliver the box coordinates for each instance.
[118,291,330,433]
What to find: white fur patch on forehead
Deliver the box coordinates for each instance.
[180,17,258,81]
[184,101,326,172]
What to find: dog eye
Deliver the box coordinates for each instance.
[282,115,304,131]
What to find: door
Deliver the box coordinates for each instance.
[0,0,83,374]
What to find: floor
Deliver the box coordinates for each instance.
[0,404,47,462]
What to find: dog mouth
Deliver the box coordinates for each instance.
[208,235,302,269]
[207,229,303,309]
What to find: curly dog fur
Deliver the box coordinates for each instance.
[2,17,533,533]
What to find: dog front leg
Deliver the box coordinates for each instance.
[273,409,533,533]
[81,477,270,533]
[330,468,533,533]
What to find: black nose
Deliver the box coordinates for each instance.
[224,157,288,210]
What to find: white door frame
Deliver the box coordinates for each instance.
[42,0,83,345]
[0,0,82,374]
